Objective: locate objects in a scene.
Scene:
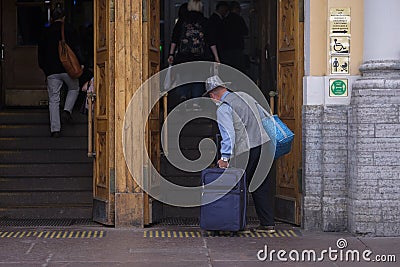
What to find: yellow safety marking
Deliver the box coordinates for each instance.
[68,231,74,238]
[49,231,56,239]
[289,230,298,237]
[142,229,299,238]
[0,231,104,239]
[0,230,104,239]
[284,230,291,237]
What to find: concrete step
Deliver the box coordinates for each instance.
[0,206,93,219]
[0,177,92,191]
[0,110,87,125]
[0,150,92,164]
[0,163,93,177]
[0,124,87,137]
[0,191,92,206]
[0,137,88,150]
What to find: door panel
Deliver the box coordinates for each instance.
[276,0,303,225]
[143,0,161,225]
[2,0,48,106]
[93,0,114,225]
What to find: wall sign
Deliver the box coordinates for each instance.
[329,79,348,97]
[329,8,351,35]
[329,7,351,75]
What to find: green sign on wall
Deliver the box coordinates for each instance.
[329,79,348,97]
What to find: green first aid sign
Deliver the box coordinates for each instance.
[329,79,348,97]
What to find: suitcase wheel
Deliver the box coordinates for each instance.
[229,231,238,237]
[210,231,219,237]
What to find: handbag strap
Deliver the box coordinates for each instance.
[256,102,288,138]
[61,21,65,42]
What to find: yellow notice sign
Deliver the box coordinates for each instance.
[330,8,351,35]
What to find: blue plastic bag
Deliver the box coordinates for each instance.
[262,114,294,159]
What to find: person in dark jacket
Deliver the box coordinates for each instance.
[167,0,220,109]
[38,5,82,137]
[223,1,249,72]
[208,1,230,62]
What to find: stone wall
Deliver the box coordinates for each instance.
[303,105,348,232]
[303,60,400,236]
[348,60,400,236]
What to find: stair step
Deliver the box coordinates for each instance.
[0,137,88,150]
[164,176,201,187]
[0,163,93,177]
[0,150,92,163]
[0,191,92,206]
[0,206,92,219]
[0,177,92,191]
[0,109,88,124]
[0,124,87,137]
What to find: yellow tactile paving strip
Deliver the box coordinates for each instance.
[144,229,300,238]
[0,230,105,239]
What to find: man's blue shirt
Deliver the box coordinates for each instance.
[217,91,235,158]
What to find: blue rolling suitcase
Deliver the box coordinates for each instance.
[200,167,246,236]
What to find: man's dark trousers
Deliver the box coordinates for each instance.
[233,145,275,226]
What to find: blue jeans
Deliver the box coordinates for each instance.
[47,73,79,132]
[177,82,205,101]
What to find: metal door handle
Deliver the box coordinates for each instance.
[269,91,278,114]
[1,44,4,61]
[87,92,96,158]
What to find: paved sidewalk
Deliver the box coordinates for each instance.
[0,224,399,267]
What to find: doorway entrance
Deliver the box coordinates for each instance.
[0,0,94,220]
[153,0,303,226]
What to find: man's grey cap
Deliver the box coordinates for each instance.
[203,75,231,96]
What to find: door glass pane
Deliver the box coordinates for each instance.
[17,5,48,45]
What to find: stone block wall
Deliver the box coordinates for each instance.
[303,60,400,236]
[303,105,349,232]
[348,61,400,236]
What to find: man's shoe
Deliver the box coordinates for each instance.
[254,225,276,234]
[61,110,72,124]
[51,131,61,138]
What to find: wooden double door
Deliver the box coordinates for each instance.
[92,0,302,226]
[0,0,303,225]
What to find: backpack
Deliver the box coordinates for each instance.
[178,21,206,57]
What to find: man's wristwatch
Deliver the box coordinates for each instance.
[221,157,230,162]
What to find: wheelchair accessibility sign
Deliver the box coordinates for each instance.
[330,36,350,54]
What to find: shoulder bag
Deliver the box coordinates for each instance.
[58,22,83,79]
